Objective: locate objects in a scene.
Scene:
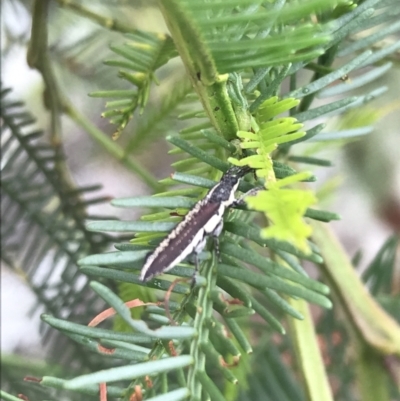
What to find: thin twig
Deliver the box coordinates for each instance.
[56,0,137,34]
[64,101,164,192]
[27,0,76,192]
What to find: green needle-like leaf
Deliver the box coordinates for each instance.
[63,356,194,389]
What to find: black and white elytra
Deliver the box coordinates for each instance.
[139,166,252,282]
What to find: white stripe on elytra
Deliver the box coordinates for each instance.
[139,178,240,281]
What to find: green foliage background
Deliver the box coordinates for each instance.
[1,1,400,401]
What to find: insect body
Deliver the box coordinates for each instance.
[140,166,251,282]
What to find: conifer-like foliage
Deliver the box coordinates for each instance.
[2,1,400,401]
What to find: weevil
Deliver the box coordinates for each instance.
[140,165,252,282]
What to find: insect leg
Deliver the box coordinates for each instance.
[190,253,199,289]
[232,186,263,207]
[213,236,221,262]
[211,220,224,262]
[191,236,207,288]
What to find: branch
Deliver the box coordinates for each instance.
[27,0,75,190]
[64,101,164,192]
[311,220,400,400]
[56,0,137,34]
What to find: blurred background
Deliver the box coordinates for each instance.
[1,0,400,364]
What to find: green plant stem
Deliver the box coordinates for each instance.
[64,102,164,192]
[311,220,400,356]
[158,0,241,140]
[311,220,400,401]
[197,74,240,140]
[286,298,334,401]
[27,0,76,192]
[28,0,162,193]
[56,0,136,33]
[122,289,196,400]
[356,348,390,401]
[187,255,218,401]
